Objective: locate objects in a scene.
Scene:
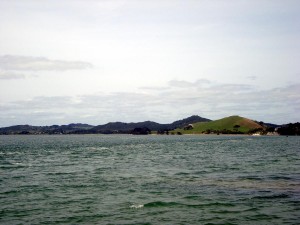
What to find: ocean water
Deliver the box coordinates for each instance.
[0,135,299,225]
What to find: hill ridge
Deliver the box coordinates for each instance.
[0,115,210,135]
[174,115,264,134]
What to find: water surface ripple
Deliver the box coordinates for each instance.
[0,135,299,224]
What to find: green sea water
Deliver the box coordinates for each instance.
[0,135,299,224]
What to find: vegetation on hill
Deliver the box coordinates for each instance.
[0,115,210,135]
[0,115,298,135]
[173,116,264,134]
[0,123,94,135]
[86,115,210,134]
[277,123,300,135]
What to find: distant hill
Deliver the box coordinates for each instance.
[90,115,210,134]
[174,115,264,134]
[168,115,211,130]
[0,123,94,135]
[0,115,210,135]
[0,125,42,135]
[2,115,296,135]
[91,121,162,133]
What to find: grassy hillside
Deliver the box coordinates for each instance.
[173,115,263,134]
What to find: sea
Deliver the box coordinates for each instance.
[0,135,299,225]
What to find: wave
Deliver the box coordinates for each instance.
[130,204,144,209]
[140,201,236,209]
[144,201,181,208]
[86,147,110,151]
[252,193,290,199]
[203,202,236,207]
[268,175,292,180]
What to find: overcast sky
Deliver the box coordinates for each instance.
[0,0,299,126]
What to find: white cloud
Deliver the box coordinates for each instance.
[168,79,211,88]
[1,81,299,126]
[0,55,93,71]
[247,76,257,80]
[0,71,25,79]
[0,1,299,126]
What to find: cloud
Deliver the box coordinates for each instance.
[0,55,93,71]
[246,76,257,80]
[168,79,211,88]
[0,71,25,79]
[0,81,299,126]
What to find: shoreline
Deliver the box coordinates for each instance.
[0,133,285,136]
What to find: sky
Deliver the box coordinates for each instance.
[0,0,299,127]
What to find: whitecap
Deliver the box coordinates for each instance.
[130,204,144,209]
[86,147,109,151]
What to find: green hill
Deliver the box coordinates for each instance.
[174,115,263,134]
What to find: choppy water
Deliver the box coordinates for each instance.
[0,135,299,225]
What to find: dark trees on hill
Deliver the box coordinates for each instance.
[157,129,170,135]
[131,127,151,135]
[277,123,300,135]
